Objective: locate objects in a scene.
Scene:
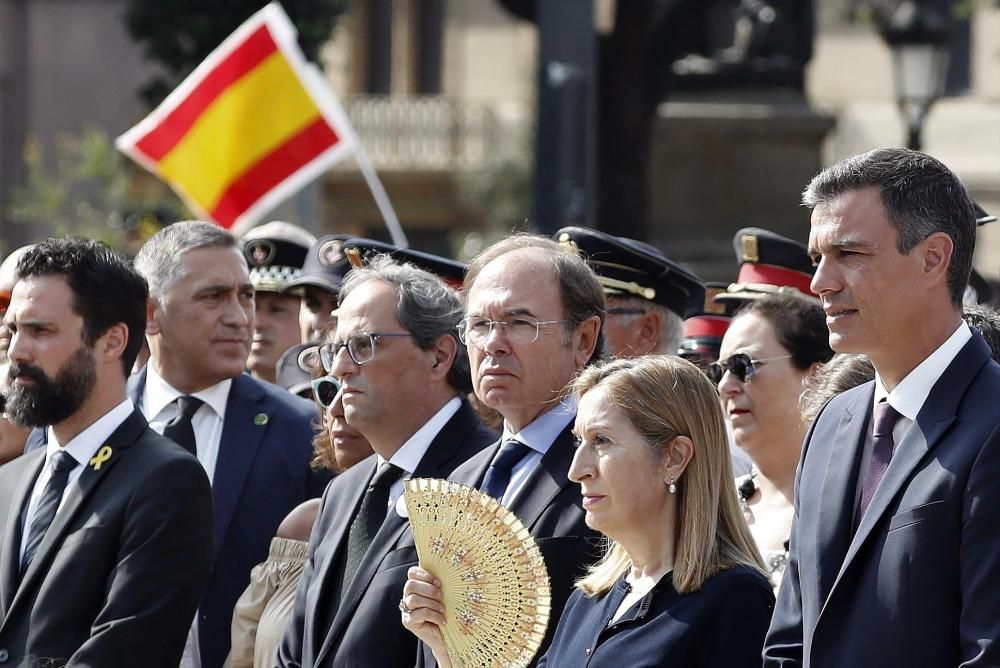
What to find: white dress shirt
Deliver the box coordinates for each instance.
[141,366,232,668]
[141,365,231,483]
[497,395,577,507]
[378,396,462,510]
[19,398,135,562]
[855,321,972,507]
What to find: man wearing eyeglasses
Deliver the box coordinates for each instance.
[275,254,495,668]
[406,235,605,667]
[764,149,1000,667]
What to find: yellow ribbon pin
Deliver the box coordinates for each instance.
[90,445,113,471]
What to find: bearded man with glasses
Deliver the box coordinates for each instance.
[276,254,494,668]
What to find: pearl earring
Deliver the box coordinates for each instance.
[668,476,677,494]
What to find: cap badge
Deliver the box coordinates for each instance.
[741,235,760,263]
[319,239,346,267]
[245,240,276,267]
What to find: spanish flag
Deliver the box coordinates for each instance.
[116,3,355,232]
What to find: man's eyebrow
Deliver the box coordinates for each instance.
[809,236,873,255]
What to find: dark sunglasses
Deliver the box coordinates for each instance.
[310,376,341,408]
[706,353,792,385]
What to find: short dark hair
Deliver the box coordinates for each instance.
[17,238,148,377]
[802,148,976,306]
[464,234,607,366]
[734,293,833,371]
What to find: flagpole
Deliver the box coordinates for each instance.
[351,142,408,249]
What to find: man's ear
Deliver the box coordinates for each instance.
[635,310,664,355]
[99,322,129,363]
[920,232,954,288]
[430,333,457,380]
[145,297,161,336]
[573,315,602,369]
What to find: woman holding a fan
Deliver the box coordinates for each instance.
[401,355,773,667]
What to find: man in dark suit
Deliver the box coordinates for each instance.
[276,253,494,668]
[133,221,330,668]
[0,238,214,666]
[401,235,606,667]
[764,148,1000,667]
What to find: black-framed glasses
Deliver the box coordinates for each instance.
[310,376,341,408]
[318,332,414,369]
[458,316,568,347]
[706,353,792,385]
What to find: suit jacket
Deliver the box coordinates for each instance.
[0,409,214,667]
[276,399,494,668]
[417,422,600,668]
[126,369,331,668]
[764,332,1000,667]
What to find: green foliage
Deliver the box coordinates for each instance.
[124,0,349,107]
[6,126,186,255]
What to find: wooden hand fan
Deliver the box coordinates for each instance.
[404,478,550,668]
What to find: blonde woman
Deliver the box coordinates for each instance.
[401,356,773,667]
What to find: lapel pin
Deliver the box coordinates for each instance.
[254,413,269,426]
[90,445,113,471]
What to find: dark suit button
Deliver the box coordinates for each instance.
[0,648,9,662]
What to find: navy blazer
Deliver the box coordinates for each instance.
[276,399,494,668]
[127,369,331,668]
[417,422,602,668]
[538,565,773,668]
[764,332,1000,667]
[0,410,214,666]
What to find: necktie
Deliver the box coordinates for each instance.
[855,400,902,529]
[338,462,405,603]
[481,439,532,501]
[163,395,204,456]
[21,449,78,573]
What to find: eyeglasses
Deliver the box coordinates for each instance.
[318,332,414,369]
[310,376,341,408]
[458,316,568,347]
[706,353,792,385]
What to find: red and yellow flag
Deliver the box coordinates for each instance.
[116,3,355,231]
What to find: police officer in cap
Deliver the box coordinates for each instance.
[555,226,705,358]
[242,221,314,384]
[285,235,354,343]
[716,227,820,307]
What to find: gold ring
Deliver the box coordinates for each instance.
[399,598,411,614]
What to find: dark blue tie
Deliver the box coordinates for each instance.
[163,395,203,456]
[21,449,78,573]
[481,439,532,500]
[855,400,902,530]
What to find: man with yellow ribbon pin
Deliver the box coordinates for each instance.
[0,238,214,667]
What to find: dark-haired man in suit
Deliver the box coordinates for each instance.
[0,238,213,666]
[764,148,1000,667]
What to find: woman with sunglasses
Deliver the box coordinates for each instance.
[713,294,832,591]
[226,370,373,668]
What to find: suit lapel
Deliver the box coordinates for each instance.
[823,335,989,612]
[813,385,871,603]
[510,424,576,531]
[0,450,45,613]
[211,374,268,550]
[8,410,146,615]
[314,403,485,664]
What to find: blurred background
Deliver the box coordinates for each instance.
[0,0,997,290]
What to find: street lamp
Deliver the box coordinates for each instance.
[879,1,950,151]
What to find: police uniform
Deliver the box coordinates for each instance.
[716,227,820,306]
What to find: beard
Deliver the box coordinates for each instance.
[5,345,97,428]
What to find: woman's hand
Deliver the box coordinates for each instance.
[400,566,452,668]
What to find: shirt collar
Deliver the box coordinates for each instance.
[144,364,232,422]
[377,396,462,475]
[501,394,577,455]
[46,398,135,467]
[874,321,971,421]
